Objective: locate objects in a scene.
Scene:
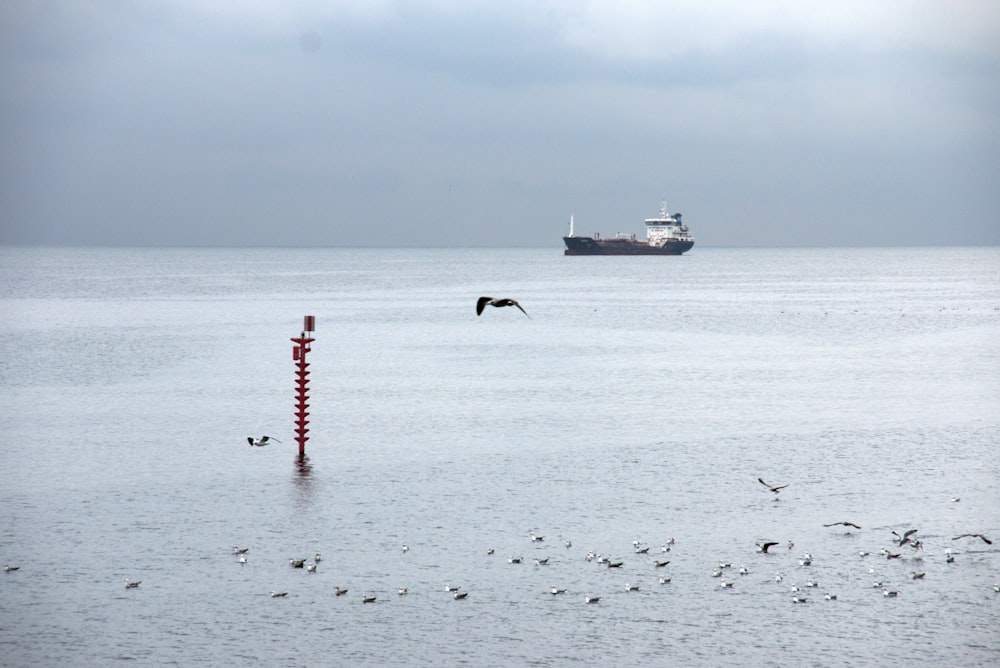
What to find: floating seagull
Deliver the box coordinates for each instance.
[885,551,901,560]
[858,549,870,557]
[799,556,812,566]
[606,560,623,568]
[549,587,567,595]
[824,593,837,601]
[290,558,305,568]
[487,548,495,555]
[654,560,670,568]
[756,541,779,554]
[585,596,600,604]
[775,572,783,582]
[314,553,322,563]
[535,558,549,566]
[659,576,672,584]
[530,533,544,542]
[453,591,468,600]
[625,583,640,591]
[445,584,460,592]
[362,594,377,603]
[712,569,723,578]
[248,436,280,447]
[911,571,926,580]
[564,539,572,548]
[233,546,249,555]
[635,546,650,554]
[893,529,919,547]
[882,588,899,598]
[792,596,808,604]
[824,521,862,530]
[398,588,408,595]
[239,556,247,565]
[270,591,287,597]
[953,533,993,545]
[508,556,522,564]
[306,563,317,573]
[720,580,734,588]
[402,544,409,553]
[946,554,955,563]
[805,580,818,588]
[758,477,788,494]
[739,566,749,575]
[4,565,19,572]
[477,296,530,318]
[124,579,141,589]
[334,587,348,596]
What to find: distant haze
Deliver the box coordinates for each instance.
[1,1,998,248]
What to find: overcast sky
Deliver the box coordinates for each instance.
[1,1,998,247]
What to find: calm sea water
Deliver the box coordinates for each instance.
[1,246,998,667]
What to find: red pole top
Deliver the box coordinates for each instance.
[304,315,315,333]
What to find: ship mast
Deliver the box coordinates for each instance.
[568,214,575,237]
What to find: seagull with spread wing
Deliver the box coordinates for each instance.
[476,296,530,318]
[758,478,788,494]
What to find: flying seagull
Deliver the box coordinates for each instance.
[892,529,918,546]
[758,478,788,494]
[824,521,862,530]
[476,296,530,318]
[952,533,993,545]
[248,436,280,447]
[756,541,779,553]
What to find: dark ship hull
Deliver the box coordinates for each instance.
[562,236,694,256]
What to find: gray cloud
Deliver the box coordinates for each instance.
[1,1,997,247]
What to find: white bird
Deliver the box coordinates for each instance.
[477,297,530,318]
[564,539,572,548]
[402,544,409,553]
[445,584,460,592]
[792,596,808,603]
[239,556,247,565]
[549,587,567,595]
[824,593,837,601]
[720,580,734,588]
[625,583,640,591]
[585,596,600,604]
[270,590,287,597]
[4,565,20,572]
[398,588,408,595]
[289,558,305,568]
[508,556,522,564]
[774,572,783,582]
[248,436,280,447]
[535,558,549,566]
[739,566,749,575]
[124,579,141,589]
[659,575,671,584]
[233,546,249,554]
[882,588,899,598]
[805,580,818,588]
[306,563,317,573]
[314,553,322,563]
[453,591,468,600]
[530,533,544,542]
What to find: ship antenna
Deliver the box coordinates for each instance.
[569,213,575,237]
[660,200,667,218]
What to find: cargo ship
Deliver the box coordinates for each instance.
[563,203,694,255]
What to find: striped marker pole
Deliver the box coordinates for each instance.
[291,315,315,456]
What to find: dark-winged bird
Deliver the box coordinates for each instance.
[758,478,788,494]
[952,533,993,545]
[248,436,280,447]
[824,521,862,530]
[477,296,530,318]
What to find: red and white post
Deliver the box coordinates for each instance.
[291,315,315,456]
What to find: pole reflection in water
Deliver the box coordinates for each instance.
[292,453,313,506]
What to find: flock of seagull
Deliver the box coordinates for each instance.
[185,478,997,605]
[7,478,995,606]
